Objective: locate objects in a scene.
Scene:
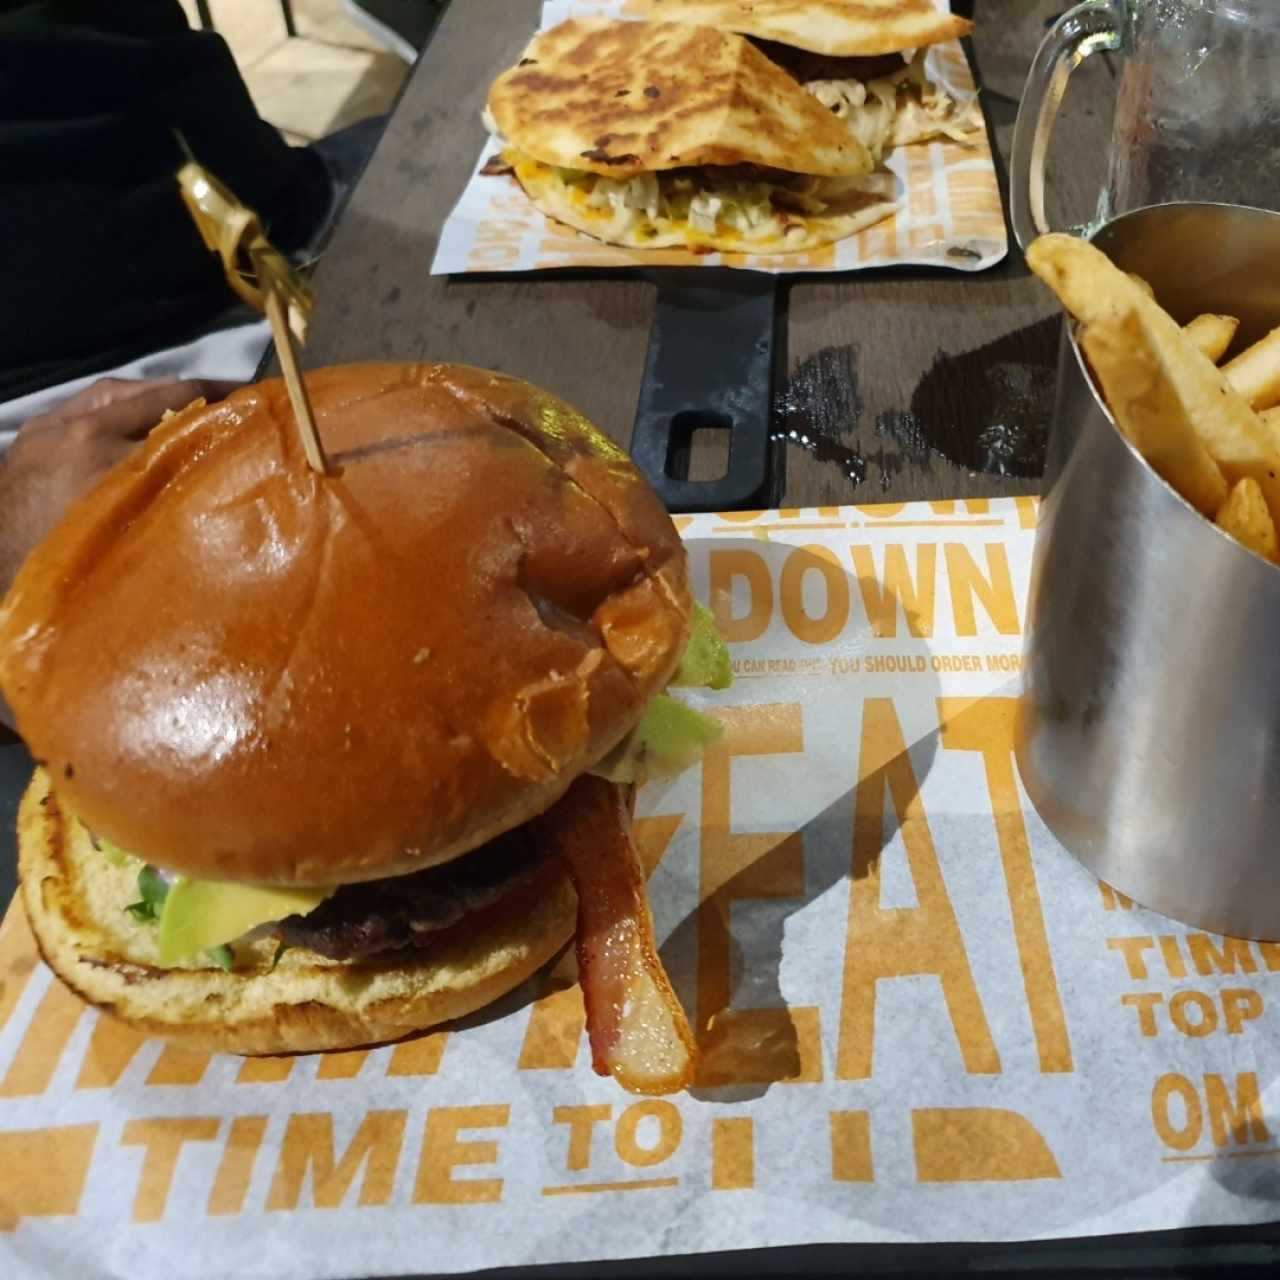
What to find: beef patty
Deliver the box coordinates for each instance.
[276,824,548,963]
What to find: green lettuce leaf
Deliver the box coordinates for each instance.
[591,694,722,786]
[124,866,169,923]
[672,602,732,691]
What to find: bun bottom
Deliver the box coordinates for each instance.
[18,771,577,1056]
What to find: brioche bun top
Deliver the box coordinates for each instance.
[0,363,690,885]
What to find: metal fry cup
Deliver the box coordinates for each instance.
[1016,203,1280,940]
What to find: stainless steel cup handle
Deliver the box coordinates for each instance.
[1010,0,1125,252]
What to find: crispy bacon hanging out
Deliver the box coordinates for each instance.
[529,775,696,1094]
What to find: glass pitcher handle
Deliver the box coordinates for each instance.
[1010,0,1125,252]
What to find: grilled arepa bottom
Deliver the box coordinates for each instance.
[18,770,577,1055]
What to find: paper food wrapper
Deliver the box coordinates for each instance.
[431,0,1007,275]
[6,496,1280,1279]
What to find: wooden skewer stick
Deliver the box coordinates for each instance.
[175,147,330,476]
[258,260,330,476]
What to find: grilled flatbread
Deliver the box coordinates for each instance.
[626,0,971,56]
[486,18,874,179]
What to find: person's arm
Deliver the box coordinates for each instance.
[0,376,240,728]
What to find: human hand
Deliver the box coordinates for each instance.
[0,377,241,601]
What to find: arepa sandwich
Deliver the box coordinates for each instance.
[628,0,982,161]
[483,18,899,254]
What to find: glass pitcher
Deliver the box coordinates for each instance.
[1011,0,1280,250]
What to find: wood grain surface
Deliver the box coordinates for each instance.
[297,0,1116,508]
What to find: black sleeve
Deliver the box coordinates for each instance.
[0,0,330,399]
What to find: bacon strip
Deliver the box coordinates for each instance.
[529,775,696,1094]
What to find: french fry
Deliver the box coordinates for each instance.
[1257,407,1280,464]
[1077,307,1228,514]
[1121,271,1237,361]
[1215,477,1279,563]
[1027,234,1280,521]
[1223,326,1280,410]
[1182,313,1239,364]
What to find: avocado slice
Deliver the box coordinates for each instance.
[157,878,336,966]
[99,837,132,869]
[591,693,723,786]
[671,602,733,691]
[83,821,137,870]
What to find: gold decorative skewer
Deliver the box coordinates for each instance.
[175,144,331,475]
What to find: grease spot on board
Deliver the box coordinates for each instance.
[908,317,1059,478]
[874,410,933,484]
[772,345,868,485]
[875,409,929,457]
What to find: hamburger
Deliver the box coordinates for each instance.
[482,18,899,255]
[0,362,730,1095]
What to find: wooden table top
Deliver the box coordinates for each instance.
[299,0,1114,510]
